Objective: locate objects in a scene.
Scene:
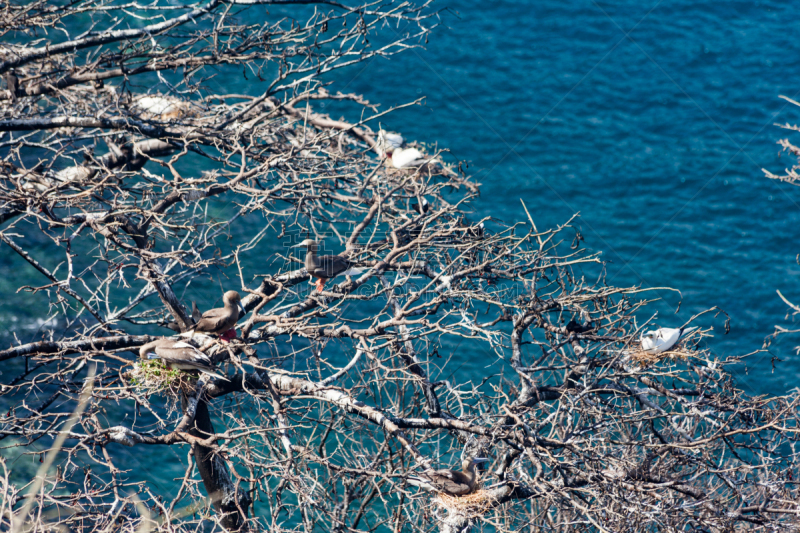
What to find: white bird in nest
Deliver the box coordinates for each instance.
[133,95,189,120]
[377,129,440,170]
[640,326,697,354]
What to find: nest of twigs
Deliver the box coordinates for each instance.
[129,360,199,396]
[433,488,492,519]
[628,345,693,368]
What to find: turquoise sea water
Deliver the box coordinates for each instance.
[3,0,800,509]
[340,0,800,397]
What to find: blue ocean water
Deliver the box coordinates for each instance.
[3,0,800,508]
[335,0,800,397]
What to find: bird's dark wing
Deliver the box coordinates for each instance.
[411,197,429,214]
[432,469,459,481]
[193,308,229,333]
[155,343,226,379]
[314,255,350,278]
[422,472,470,495]
[155,342,212,365]
[200,307,226,320]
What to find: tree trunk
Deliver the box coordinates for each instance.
[183,395,251,531]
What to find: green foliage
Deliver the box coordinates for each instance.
[130,359,194,394]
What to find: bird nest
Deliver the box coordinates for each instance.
[627,345,693,368]
[433,488,492,519]
[129,360,199,396]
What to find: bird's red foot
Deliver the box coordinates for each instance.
[220,328,238,342]
[315,279,326,292]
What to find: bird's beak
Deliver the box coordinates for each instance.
[239,302,246,316]
[291,242,306,248]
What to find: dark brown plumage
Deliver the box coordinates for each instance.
[190,290,245,336]
[138,338,226,380]
[292,239,362,291]
[407,457,488,496]
[5,72,18,102]
[411,197,429,214]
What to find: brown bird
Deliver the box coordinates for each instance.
[292,239,363,291]
[138,338,227,380]
[188,290,246,337]
[5,71,18,102]
[407,457,489,496]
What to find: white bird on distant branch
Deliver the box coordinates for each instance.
[133,95,191,120]
[640,326,697,354]
[377,129,448,171]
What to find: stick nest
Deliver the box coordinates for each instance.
[628,342,699,368]
[433,488,492,519]
[129,360,199,396]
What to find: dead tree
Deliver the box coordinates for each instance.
[1,2,799,532]
[764,95,800,357]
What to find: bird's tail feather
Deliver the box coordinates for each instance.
[175,326,198,339]
[342,267,363,276]
[200,367,229,381]
[679,326,699,339]
[406,477,436,492]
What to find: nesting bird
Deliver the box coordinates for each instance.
[188,290,246,338]
[292,239,363,291]
[389,147,430,169]
[377,130,442,170]
[132,95,191,120]
[138,338,227,380]
[407,456,489,496]
[640,326,697,354]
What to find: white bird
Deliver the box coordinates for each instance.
[133,96,186,119]
[389,147,431,169]
[640,326,697,354]
[377,129,436,169]
[435,274,453,292]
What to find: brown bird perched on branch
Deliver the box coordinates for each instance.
[5,71,18,102]
[187,290,246,338]
[407,456,489,496]
[292,239,363,291]
[138,338,227,380]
